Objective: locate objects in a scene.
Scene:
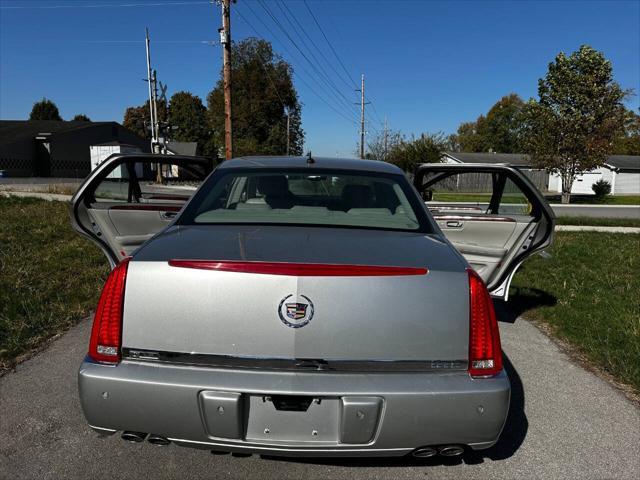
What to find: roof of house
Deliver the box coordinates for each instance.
[606,155,640,172]
[0,120,117,146]
[443,151,531,166]
[167,141,198,156]
[444,151,640,172]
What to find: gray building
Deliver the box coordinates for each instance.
[0,120,149,178]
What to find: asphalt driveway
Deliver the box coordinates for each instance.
[1,309,638,480]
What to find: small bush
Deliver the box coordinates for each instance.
[592,179,611,198]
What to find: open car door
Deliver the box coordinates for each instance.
[70,153,213,269]
[414,163,555,300]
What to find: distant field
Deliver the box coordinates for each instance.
[511,232,640,392]
[0,197,109,372]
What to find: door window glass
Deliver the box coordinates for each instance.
[421,171,534,217]
[90,160,210,204]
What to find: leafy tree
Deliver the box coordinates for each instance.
[386,132,447,173]
[612,108,640,155]
[483,94,525,152]
[123,100,167,139]
[207,38,304,157]
[364,128,403,161]
[168,91,213,154]
[29,98,62,121]
[72,114,91,122]
[449,94,525,153]
[521,45,628,203]
[450,119,489,152]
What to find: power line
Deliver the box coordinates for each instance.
[0,1,210,9]
[300,0,384,140]
[273,1,358,116]
[302,0,358,89]
[81,40,216,44]
[256,0,359,119]
[239,3,356,123]
[237,3,358,125]
[276,0,354,93]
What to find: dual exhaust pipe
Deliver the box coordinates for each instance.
[412,445,465,458]
[121,431,170,446]
[120,432,462,458]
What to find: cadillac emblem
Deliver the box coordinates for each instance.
[278,294,314,328]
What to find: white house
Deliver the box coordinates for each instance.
[442,152,640,195]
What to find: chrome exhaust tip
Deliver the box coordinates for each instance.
[438,445,465,457]
[147,434,170,446]
[412,446,438,458]
[121,431,147,443]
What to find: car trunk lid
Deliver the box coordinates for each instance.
[121,226,470,367]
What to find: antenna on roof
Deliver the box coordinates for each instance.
[306,151,315,165]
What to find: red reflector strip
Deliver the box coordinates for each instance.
[168,260,428,277]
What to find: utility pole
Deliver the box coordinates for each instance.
[219,0,233,160]
[356,74,370,159]
[286,108,290,156]
[383,116,388,160]
[151,69,160,154]
[145,28,157,151]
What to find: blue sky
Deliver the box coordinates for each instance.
[1,0,638,157]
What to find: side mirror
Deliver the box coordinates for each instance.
[421,189,433,202]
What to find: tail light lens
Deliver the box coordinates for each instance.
[88,257,130,364]
[468,268,503,377]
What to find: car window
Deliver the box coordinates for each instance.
[497,178,532,215]
[422,171,534,217]
[181,170,424,232]
[91,160,209,204]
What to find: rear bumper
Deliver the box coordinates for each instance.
[78,358,510,457]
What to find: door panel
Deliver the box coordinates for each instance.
[414,164,554,299]
[70,154,213,268]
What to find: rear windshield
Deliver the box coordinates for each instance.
[179,169,427,232]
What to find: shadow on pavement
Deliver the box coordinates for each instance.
[495,288,557,324]
[260,355,528,468]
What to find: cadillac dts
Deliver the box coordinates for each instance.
[70,154,554,458]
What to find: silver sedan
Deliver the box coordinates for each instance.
[70,154,554,458]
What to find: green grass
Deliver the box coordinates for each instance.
[511,232,640,391]
[431,193,526,203]
[431,192,640,205]
[545,194,640,205]
[556,216,640,228]
[0,197,109,371]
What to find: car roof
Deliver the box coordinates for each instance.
[218,156,404,174]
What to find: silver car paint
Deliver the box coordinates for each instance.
[79,360,510,456]
[123,261,468,361]
[124,225,470,361]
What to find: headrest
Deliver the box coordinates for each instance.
[342,184,374,209]
[257,175,289,196]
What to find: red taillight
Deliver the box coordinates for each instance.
[467,268,503,378]
[88,258,130,364]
